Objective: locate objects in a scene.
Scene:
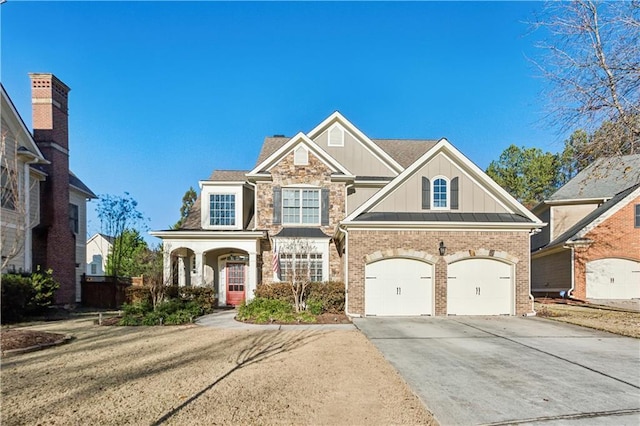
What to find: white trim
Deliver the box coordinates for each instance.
[0,85,47,162]
[307,111,403,174]
[293,145,309,165]
[344,138,543,224]
[149,230,265,239]
[281,187,321,226]
[327,123,344,147]
[431,175,450,211]
[271,236,330,283]
[247,132,354,177]
[339,222,545,231]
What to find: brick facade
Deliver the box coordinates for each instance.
[256,150,346,285]
[571,195,640,300]
[30,74,76,304]
[346,229,532,316]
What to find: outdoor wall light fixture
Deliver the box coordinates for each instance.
[438,241,447,256]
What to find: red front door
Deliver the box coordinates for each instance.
[226,263,246,306]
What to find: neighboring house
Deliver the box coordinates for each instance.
[86,233,114,276]
[531,154,640,300]
[151,112,544,316]
[0,74,96,304]
[1,84,48,274]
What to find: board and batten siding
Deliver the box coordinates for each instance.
[347,186,383,215]
[313,128,396,177]
[371,153,509,213]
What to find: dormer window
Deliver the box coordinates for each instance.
[328,124,344,147]
[210,194,235,226]
[294,146,309,166]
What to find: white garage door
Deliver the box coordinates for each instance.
[365,258,433,316]
[586,258,640,299]
[447,258,513,315]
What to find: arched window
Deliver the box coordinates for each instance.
[432,177,449,209]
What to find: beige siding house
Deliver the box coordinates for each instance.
[531,155,640,301]
[152,112,544,316]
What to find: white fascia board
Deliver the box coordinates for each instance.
[307,111,404,174]
[149,230,266,240]
[344,138,543,224]
[1,86,47,162]
[70,184,98,199]
[200,180,247,186]
[543,198,608,206]
[340,220,546,231]
[248,132,353,176]
[531,245,569,258]
[572,186,640,240]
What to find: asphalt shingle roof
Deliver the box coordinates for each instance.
[549,154,640,201]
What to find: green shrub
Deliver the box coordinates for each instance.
[121,300,152,316]
[306,298,323,315]
[1,274,36,323]
[28,268,59,313]
[179,287,217,313]
[237,297,293,323]
[308,281,345,314]
[118,315,142,326]
[254,283,294,303]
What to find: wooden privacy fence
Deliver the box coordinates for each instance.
[81,274,132,309]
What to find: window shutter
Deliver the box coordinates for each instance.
[321,188,330,225]
[273,186,282,225]
[451,177,459,210]
[422,177,430,209]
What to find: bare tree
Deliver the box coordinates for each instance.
[278,238,317,312]
[1,131,36,272]
[531,1,640,156]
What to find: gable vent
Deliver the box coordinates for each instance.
[328,125,344,147]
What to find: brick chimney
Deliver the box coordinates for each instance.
[29,73,76,305]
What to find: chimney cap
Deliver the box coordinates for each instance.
[28,73,71,93]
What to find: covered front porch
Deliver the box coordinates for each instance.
[151,231,264,307]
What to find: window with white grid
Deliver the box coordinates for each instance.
[280,252,323,283]
[210,194,235,226]
[282,189,319,224]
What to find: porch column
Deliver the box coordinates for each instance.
[177,256,186,287]
[194,250,204,287]
[162,244,171,286]
[247,251,257,302]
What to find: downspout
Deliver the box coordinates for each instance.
[568,245,576,298]
[339,224,360,318]
[526,228,537,317]
[246,180,258,231]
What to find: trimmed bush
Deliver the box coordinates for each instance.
[1,270,60,323]
[125,286,152,305]
[254,282,293,303]
[253,281,345,314]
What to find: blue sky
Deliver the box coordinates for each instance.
[1,1,563,243]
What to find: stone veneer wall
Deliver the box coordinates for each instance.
[346,229,532,316]
[571,195,640,300]
[255,150,346,285]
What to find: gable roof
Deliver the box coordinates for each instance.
[307,111,404,174]
[344,138,544,225]
[1,83,47,163]
[70,171,97,198]
[549,154,640,202]
[255,137,291,166]
[248,132,353,177]
[537,183,640,251]
[87,233,115,245]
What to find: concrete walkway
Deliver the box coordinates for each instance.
[196,309,355,331]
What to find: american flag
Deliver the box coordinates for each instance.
[272,240,280,278]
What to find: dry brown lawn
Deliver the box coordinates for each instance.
[535,302,640,338]
[1,318,436,425]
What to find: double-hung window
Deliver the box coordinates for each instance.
[283,189,320,224]
[69,204,79,233]
[280,252,323,282]
[210,194,235,226]
[635,204,640,228]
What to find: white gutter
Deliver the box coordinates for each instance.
[246,180,258,231]
[526,228,536,316]
[339,224,360,318]
[340,221,546,231]
[568,245,576,298]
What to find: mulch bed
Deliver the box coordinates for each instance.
[1,329,67,352]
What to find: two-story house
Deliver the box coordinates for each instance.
[1,74,96,305]
[151,112,544,316]
[531,154,640,300]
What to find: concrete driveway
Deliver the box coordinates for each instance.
[353,316,640,425]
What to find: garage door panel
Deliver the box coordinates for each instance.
[447,259,513,316]
[586,258,640,299]
[365,258,433,316]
